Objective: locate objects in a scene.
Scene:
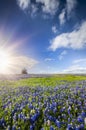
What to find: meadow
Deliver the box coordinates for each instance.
[0,75,86,130]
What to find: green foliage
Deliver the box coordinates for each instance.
[0,75,86,87]
[0,75,86,129]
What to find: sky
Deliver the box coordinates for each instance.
[0,0,86,74]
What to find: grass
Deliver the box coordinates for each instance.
[0,74,86,87]
[0,74,86,129]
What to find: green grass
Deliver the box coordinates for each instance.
[0,74,86,87]
[0,74,86,129]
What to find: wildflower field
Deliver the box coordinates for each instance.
[0,75,86,130]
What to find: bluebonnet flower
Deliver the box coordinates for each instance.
[12,125,16,130]
[50,125,54,130]
[41,128,44,130]
[0,82,86,129]
[0,118,6,127]
[68,106,71,114]
[77,116,83,123]
[75,126,80,130]
[30,125,34,130]
[67,124,73,130]
[75,124,84,130]
[55,119,61,128]
[80,124,84,129]
[81,111,86,118]
[53,107,57,113]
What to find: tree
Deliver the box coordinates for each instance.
[21,68,28,74]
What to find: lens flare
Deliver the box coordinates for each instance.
[0,31,37,74]
[0,50,11,73]
[0,48,37,74]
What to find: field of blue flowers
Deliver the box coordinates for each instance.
[0,75,86,130]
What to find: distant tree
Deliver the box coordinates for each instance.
[21,68,28,74]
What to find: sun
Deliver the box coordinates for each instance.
[0,50,11,73]
[0,30,32,74]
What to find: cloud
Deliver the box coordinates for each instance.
[59,9,66,25]
[17,0,30,10]
[73,59,86,64]
[66,0,77,19]
[8,56,38,74]
[62,58,86,74]
[44,58,55,61]
[59,0,77,25]
[63,65,86,74]
[52,26,58,34]
[16,0,77,21]
[49,21,86,51]
[14,56,38,68]
[31,4,38,17]
[36,0,59,15]
[17,0,59,17]
[17,0,77,22]
[58,50,67,60]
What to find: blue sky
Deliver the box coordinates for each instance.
[0,0,86,74]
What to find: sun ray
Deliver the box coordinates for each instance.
[0,30,37,74]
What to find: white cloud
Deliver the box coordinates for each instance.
[8,56,38,74]
[52,26,58,34]
[62,58,86,74]
[14,56,38,68]
[63,65,86,74]
[58,50,67,60]
[73,59,86,64]
[59,0,77,25]
[17,0,59,16]
[45,58,55,61]
[66,0,77,19]
[17,0,77,20]
[49,21,86,51]
[59,9,66,25]
[17,0,30,10]
[36,0,59,15]
[31,4,38,17]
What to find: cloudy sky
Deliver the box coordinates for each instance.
[0,0,86,74]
